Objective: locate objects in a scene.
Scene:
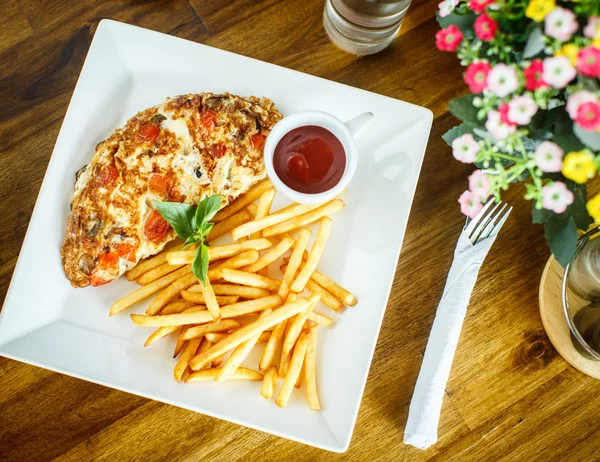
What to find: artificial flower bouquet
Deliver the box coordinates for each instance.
[436,0,600,265]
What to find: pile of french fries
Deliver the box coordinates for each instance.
[110,178,357,409]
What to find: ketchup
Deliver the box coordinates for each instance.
[273,126,345,194]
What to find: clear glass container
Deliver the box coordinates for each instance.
[323,0,412,55]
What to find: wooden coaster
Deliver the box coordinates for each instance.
[539,256,600,379]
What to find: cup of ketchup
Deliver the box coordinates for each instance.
[264,111,373,204]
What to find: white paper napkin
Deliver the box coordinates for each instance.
[404,230,498,449]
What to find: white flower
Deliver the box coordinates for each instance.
[438,0,459,18]
[485,110,516,140]
[542,181,574,214]
[542,56,576,89]
[507,94,538,125]
[468,169,491,201]
[584,16,600,39]
[544,7,578,42]
[487,64,519,98]
[452,133,480,163]
[566,90,598,120]
[534,141,564,173]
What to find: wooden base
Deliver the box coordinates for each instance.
[539,256,600,379]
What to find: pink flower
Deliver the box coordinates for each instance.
[577,47,600,78]
[464,62,491,93]
[438,0,459,17]
[576,102,600,131]
[507,94,538,125]
[566,90,597,120]
[487,64,519,97]
[534,141,564,173]
[485,110,516,140]
[544,7,578,42]
[468,169,491,201]
[474,13,498,41]
[436,25,463,52]
[542,182,574,214]
[542,56,576,89]
[523,60,547,91]
[499,103,517,126]
[459,190,484,218]
[584,16,600,39]
[452,133,480,163]
[468,0,495,13]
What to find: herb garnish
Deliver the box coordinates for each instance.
[154,195,222,285]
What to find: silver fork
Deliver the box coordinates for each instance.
[404,198,512,449]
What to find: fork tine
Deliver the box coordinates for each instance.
[469,201,503,242]
[476,205,512,243]
[464,199,495,237]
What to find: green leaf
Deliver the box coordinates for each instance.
[437,11,476,35]
[442,123,475,146]
[195,195,223,230]
[532,204,552,224]
[544,214,578,267]
[523,27,545,59]
[573,124,600,151]
[553,133,586,153]
[567,182,592,230]
[449,95,481,126]
[192,244,209,285]
[154,201,196,239]
[184,235,198,248]
[201,221,215,237]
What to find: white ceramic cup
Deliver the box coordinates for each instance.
[264,110,373,204]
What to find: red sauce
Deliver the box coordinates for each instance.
[273,126,345,194]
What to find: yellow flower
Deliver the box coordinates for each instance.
[587,194,600,223]
[555,44,580,66]
[594,36,600,51]
[562,151,596,184]
[525,0,556,22]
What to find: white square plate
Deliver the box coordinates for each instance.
[0,20,432,452]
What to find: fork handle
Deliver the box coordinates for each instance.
[404,232,496,449]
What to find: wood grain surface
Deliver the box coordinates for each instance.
[1,1,600,461]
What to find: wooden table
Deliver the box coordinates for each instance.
[2,1,600,460]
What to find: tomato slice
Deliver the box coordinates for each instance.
[144,210,170,242]
[98,251,119,270]
[211,143,226,158]
[250,133,266,152]
[94,164,119,188]
[200,110,217,131]
[169,189,186,203]
[138,123,160,141]
[149,174,168,194]
[117,243,136,262]
[90,274,110,287]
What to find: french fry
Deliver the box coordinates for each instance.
[258,267,269,277]
[185,367,263,382]
[196,337,213,370]
[174,326,189,358]
[276,330,310,408]
[207,250,260,280]
[131,295,282,327]
[174,337,202,382]
[205,332,228,343]
[159,300,196,315]
[279,348,291,379]
[213,179,273,222]
[278,228,311,300]
[189,295,317,370]
[110,265,191,316]
[180,319,242,340]
[212,353,226,367]
[200,278,221,321]
[246,203,259,218]
[290,217,332,293]
[137,262,185,285]
[307,311,333,327]
[260,318,287,371]
[310,269,358,307]
[295,363,303,388]
[146,272,198,316]
[179,290,239,306]
[231,202,322,241]
[207,209,252,242]
[243,235,294,273]
[144,307,200,346]
[125,241,184,281]
[215,309,273,381]
[263,199,344,237]
[188,284,271,299]
[260,366,278,399]
[251,188,276,240]
[220,268,281,291]
[305,279,344,312]
[282,296,319,356]
[305,328,320,409]
[167,239,272,265]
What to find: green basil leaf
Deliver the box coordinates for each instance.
[154,201,196,239]
[192,244,209,285]
[201,221,215,238]
[184,235,198,248]
[195,195,223,230]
